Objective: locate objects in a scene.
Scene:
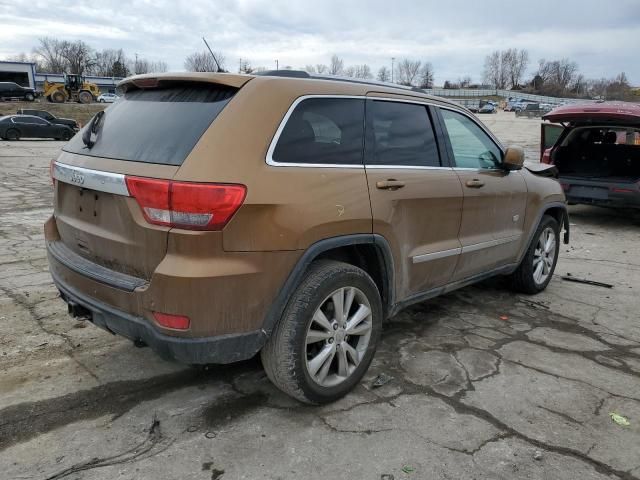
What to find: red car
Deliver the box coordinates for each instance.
[541,102,640,208]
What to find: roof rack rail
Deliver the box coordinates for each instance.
[255,69,432,96]
[254,70,310,78]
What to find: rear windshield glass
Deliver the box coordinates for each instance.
[64,83,237,165]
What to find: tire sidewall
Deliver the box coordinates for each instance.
[284,264,382,403]
[6,128,20,141]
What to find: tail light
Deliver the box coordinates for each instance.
[560,183,569,191]
[125,176,246,231]
[153,312,190,330]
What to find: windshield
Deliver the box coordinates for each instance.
[64,82,237,165]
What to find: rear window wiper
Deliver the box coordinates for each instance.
[82,110,105,149]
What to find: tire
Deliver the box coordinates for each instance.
[99,99,105,103]
[261,260,382,404]
[51,91,66,103]
[509,215,560,294]
[5,128,20,141]
[61,130,72,141]
[25,93,34,101]
[78,91,93,104]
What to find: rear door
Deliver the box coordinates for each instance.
[437,107,527,280]
[364,95,463,300]
[52,81,241,280]
[541,123,565,161]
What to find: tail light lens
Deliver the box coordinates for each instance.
[560,183,570,191]
[125,176,246,231]
[153,312,190,330]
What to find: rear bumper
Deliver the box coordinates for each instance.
[561,177,640,208]
[51,268,266,364]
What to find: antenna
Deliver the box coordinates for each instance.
[202,37,222,72]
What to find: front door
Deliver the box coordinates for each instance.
[365,96,463,301]
[438,108,527,281]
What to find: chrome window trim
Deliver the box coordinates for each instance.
[366,165,453,170]
[265,94,454,169]
[265,94,366,169]
[52,161,129,196]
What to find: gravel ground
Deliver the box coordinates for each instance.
[1,112,639,480]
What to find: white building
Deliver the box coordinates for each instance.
[0,60,36,89]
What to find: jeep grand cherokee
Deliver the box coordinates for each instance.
[45,71,569,403]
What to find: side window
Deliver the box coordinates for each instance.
[441,109,502,169]
[272,98,364,165]
[31,117,48,125]
[368,100,441,167]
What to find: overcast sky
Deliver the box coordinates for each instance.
[1,0,639,84]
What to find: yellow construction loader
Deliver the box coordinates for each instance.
[43,74,100,104]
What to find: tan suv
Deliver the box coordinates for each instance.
[45,71,569,403]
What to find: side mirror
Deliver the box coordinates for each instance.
[503,146,525,171]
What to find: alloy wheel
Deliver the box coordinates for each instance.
[305,286,373,388]
[532,226,556,285]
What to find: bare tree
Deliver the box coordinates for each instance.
[304,65,316,74]
[507,49,529,88]
[33,37,67,73]
[483,50,508,89]
[328,55,344,75]
[353,64,372,79]
[184,51,226,72]
[377,66,391,82]
[239,59,253,74]
[418,62,435,88]
[343,66,356,78]
[315,64,328,74]
[92,49,128,76]
[396,59,421,86]
[61,40,94,75]
[458,75,472,88]
[149,60,168,73]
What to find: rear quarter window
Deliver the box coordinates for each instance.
[64,83,237,165]
[271,97,365,165]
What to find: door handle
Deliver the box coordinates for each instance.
[465,179,485,188]
[376,179,406,191]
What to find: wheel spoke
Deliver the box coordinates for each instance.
[316,346,336,383]
[331,289,344,326]
[308,344,335,377]
[346,304,371,335]
[306,329,332,344]
[342,342,360,367]
[343,288,355,326]
[337,345,349,377]
[533,260,544,283]
[312,308,332,331]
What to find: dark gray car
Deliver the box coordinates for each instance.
[0,115,74,140]
[0,82,36,101]
[16,109,79,130]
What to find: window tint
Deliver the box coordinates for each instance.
[441,109,502,169]
[272,98,364,165]
[64,83,236,165]
[368,101,440,167]
[30,117,48,125]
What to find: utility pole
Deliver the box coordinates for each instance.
[275,59,279,70]
[391,57,395,83]
[239,57,242,73]
[135,53,139,74]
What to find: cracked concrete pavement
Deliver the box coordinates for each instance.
[1,112,640,479]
